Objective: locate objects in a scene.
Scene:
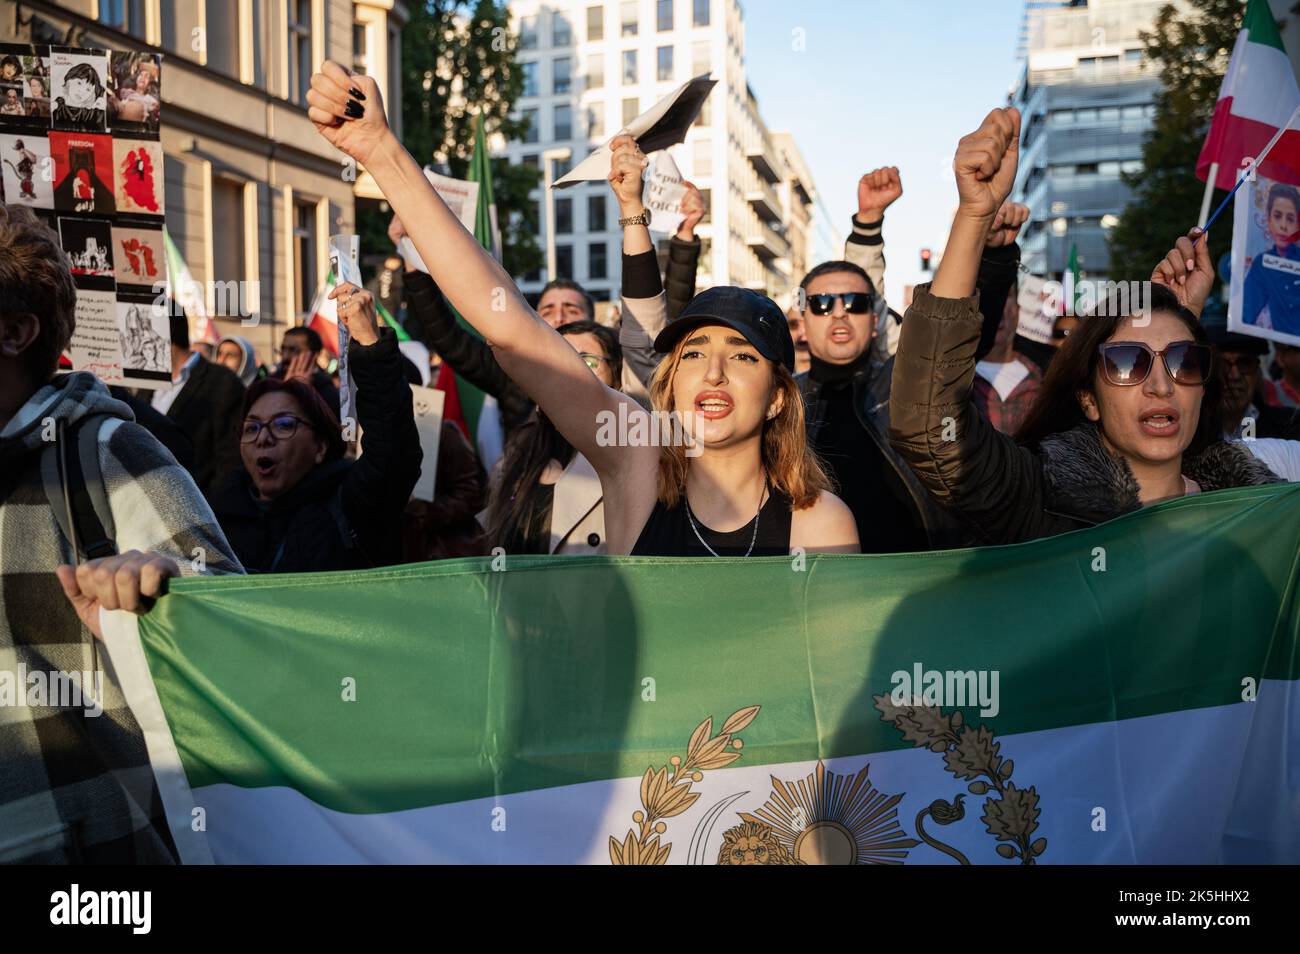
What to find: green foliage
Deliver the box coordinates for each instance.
[1107,0,1246,284]
[393,0,541,279]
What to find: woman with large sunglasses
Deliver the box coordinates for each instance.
[888,106,1280,546]
[210,282,423,571]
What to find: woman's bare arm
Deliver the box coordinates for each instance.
[306,62,656,491]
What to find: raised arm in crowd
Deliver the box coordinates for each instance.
[307,62,857,556]
[209,282,423,571]
[887,106,1280,546]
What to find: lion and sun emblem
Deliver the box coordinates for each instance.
[610,702,1047,866]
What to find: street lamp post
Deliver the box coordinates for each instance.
[542,147,572,282]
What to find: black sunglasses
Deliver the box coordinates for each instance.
[804,292,875,316]
[1097,341,1212,387]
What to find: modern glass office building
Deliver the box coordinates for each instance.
[1010,0,1173,280]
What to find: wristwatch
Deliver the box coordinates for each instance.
[618,208,652,227]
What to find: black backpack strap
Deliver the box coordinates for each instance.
[40,414,118,562]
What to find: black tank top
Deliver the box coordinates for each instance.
[631,484,793,557]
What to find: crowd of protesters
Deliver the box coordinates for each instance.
[2,57,1299,861]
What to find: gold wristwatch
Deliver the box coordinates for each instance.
[618,208,652,227]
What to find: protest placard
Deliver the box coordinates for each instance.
[642,150,686,236]
[1,41,170,388]
[1229,171,1300,345]
[399,169,480,273]
[329,233,363,427]
[554,74,715,188]
[409,385,447,502]
[1015,275,1056,345]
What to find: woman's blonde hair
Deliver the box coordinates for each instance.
[647,334,831,510]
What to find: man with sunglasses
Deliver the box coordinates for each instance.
[795,259,957,552]
[793,202,1026,552]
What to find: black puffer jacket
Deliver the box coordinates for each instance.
[888,285,1282,545]
[212,330,422,571]
[797,353,964,550]
[664,235,701,322]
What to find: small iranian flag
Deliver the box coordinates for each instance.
[1061,244,1081,316]
[306,272,410,357]
[1198,0,1300,190]
[162,227,217,344]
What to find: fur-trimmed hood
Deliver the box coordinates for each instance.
[1035,422,1282,526]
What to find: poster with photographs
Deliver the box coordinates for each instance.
[22,51,50,121]
[0,44,53,124]
[112,223,165,290]
[108,50,160,134]
[113,136,163,215]
[50,130,115,214]
[1230,172,1300,346]
[0,133,54,207]
[116,292,172,384]
[50,47,108,132]
[0,45,26,125]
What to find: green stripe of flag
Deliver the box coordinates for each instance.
[1244,0,1286,52]
[137,483,1300,816]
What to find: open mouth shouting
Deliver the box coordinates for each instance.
[1139,406,1181,438]
[828,325,854,346]
[694,389,734,420]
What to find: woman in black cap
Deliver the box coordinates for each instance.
[305,63,859,556]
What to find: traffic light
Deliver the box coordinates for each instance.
[920,248,932,272]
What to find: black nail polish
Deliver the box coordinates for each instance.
[349,87,366,101]
[344,100,364,119]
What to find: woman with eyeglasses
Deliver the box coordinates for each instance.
[888,106,1280,546]
[210,282,423,572]
[306,63,858,557]
[484,321,623,555]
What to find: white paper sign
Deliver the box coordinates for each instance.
[399,170,481,273]
[409,385,446,502]
[643,150,686,237]
[1015,275,1056,345]
[329,234,362,428]
[554,74,716,188]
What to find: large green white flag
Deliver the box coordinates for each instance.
[104,484,1300,864]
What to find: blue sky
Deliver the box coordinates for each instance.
[740,0,1027,303]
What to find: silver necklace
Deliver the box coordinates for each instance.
[685,483,767,558]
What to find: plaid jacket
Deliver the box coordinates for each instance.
[0,372,242,864]
[971,357,1044,437]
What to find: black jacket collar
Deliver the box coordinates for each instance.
[215,457,352,519]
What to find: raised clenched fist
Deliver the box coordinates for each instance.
[953,107,1021,221]
[986,201,1030,248]
[329,282,380,346]
[306,60,389,168]
[857,166,902,223]
[1152,228,1214,317]
[607,134,648,213]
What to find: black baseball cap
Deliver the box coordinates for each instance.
[1206,324,1269,356]
[653,286,795,372]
